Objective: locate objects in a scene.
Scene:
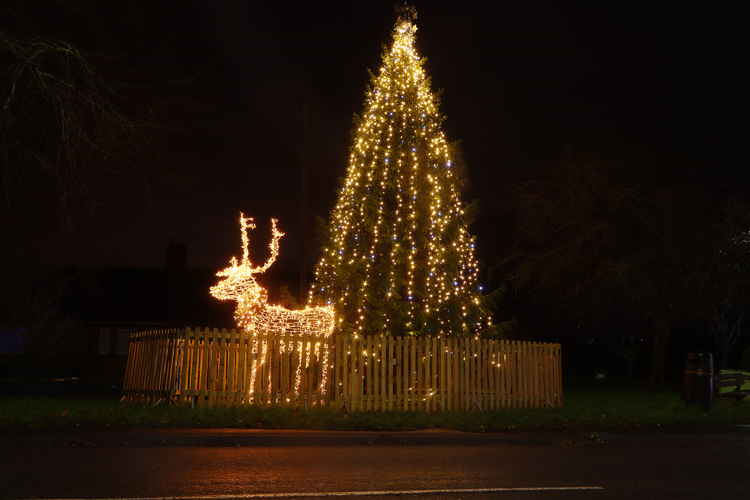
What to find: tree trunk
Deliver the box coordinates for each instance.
[626,356,635,379]
[650,318,671,387]
[650,189,674,388]
[717,343,730,373]
[298,100,309,303]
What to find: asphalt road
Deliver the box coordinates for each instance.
[1,429,749,500]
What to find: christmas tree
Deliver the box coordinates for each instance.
[308,8,492,337]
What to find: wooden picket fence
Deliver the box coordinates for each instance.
[122,328,330,407]
[122,328,562,410]
[331,335,562,411]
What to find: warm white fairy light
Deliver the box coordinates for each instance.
[308,12,491,337]
[210,213,335,399]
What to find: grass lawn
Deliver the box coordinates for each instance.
[1,382,749,433]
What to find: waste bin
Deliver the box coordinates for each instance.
[683,352,714,410]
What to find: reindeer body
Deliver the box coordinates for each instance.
[236,301,336,336]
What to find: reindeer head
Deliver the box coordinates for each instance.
[210,213,285,310]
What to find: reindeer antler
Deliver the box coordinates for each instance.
[251,218,285,274]
[239,212,255,266]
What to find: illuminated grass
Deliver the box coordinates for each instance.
[718,370,750,393]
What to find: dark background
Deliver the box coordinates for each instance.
[3,1,738,267]
[0,1,742,381]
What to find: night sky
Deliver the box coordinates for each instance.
[5,1,736,277]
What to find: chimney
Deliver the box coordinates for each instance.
[165,240,188,326]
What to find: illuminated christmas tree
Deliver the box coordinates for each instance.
[309,8,492,337]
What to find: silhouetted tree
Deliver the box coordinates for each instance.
[496,149,723,385]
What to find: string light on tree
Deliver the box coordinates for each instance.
[308,7,492,337]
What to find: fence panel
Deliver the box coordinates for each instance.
[123,329,562,410]
[123,328,331,407]
[330,336,562,411]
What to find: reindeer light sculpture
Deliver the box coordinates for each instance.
[210,213,335,399]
